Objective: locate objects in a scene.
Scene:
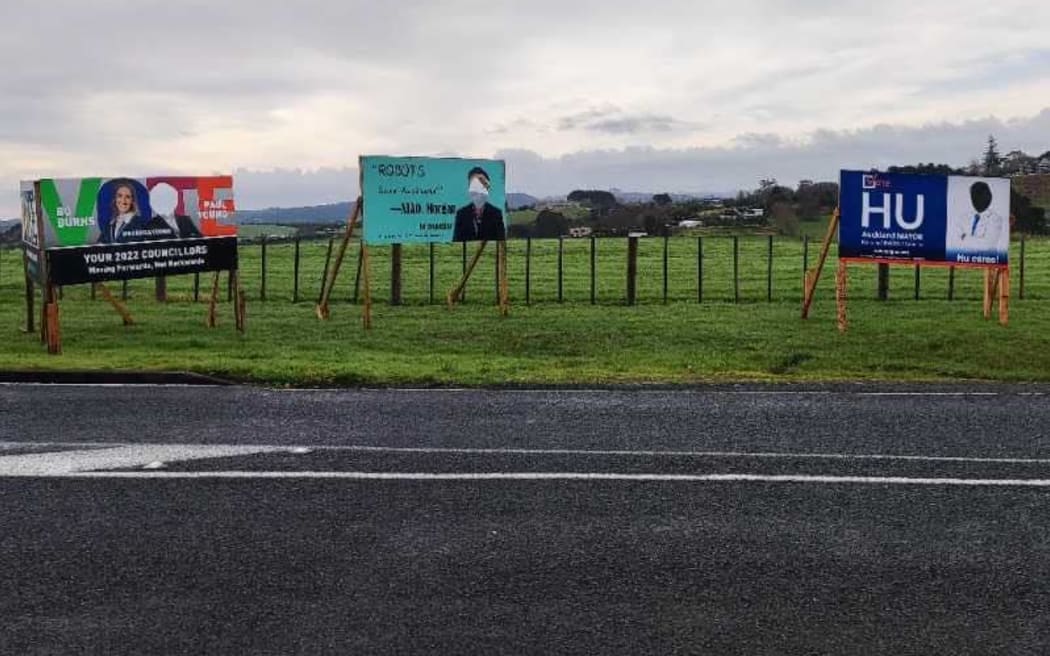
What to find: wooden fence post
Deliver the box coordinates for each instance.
[626,235,638,306]
[767,235,773,302]
[697,236,703,304]
[391,243,402,306]
[292,238,301,303]
[590,235,597,305]
[429,243,436,305]
[557,236,564,303]
[259,237,267,301]
[662,235,669,304]
[733,236,740,303]
[525,237,532,306]
[1020,236,1026,300]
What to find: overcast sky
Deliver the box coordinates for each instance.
[2,0,1049,213]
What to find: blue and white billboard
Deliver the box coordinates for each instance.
[839,170,1010,265]
[360,156,507,244]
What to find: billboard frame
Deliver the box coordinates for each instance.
[315,156,511,328]
[802,172,1013,332]
[21,177,246,354]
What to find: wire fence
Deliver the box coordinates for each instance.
[2,234,1046,306]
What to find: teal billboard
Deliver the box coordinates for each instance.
[360,156,507,244]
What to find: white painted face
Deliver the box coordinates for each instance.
[469,175,489,209]
[150,183,179,216]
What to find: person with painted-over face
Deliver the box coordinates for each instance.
[452,166,506,242]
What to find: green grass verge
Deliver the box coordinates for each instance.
[0,236,1047,386]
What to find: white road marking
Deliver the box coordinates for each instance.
[16,471,1050,487]
[4,442,1050,465]
[857,392,1000,397]
[0,445,285,476]
[315,442,1050,463]
[3,443,1050,488]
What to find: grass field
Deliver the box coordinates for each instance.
[1,236,1048,386]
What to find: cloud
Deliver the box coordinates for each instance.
[1,0,1050,214]
[557,107,698,135]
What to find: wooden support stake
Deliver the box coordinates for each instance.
[45,286,60,355]
[802,208,840,319]
[836,259,848,333]
[96,281,134,325]
[352,241,364,304]
[982,269,994,319]
[206,271,221,328]
[317,199,361,320]
[998,268,1010,327]
[447,241,488,308]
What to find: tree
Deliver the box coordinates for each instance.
[652,193,672,206]
[888,163,962,176]
[982,135,1002,176]
[532,209,569,238]
[507,223,531,239]
[770,202,799,236]
[1012,188,1048,235]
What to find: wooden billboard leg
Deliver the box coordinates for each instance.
[206,271,221,328]
[24,274,35,334]
[317,198,361,320]
[45,289,61,355]
[982,269,992,319]
[39,283,48,344]
[361,243,373,330]
[498,241,510,317]
[836,259,848,333]
[998,268,1010,327]
[802,208,840,319]
[97,283,134,326]
[447,241,488,308]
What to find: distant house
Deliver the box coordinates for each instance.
[677,219,703,229]
[568,226,593,238]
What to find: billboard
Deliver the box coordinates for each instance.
[839,170,1010,265]
[19,183,42,282]
[21,176,238,285]
[360,156,507,244]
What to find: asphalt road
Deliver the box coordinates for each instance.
[2,384,1050,654]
